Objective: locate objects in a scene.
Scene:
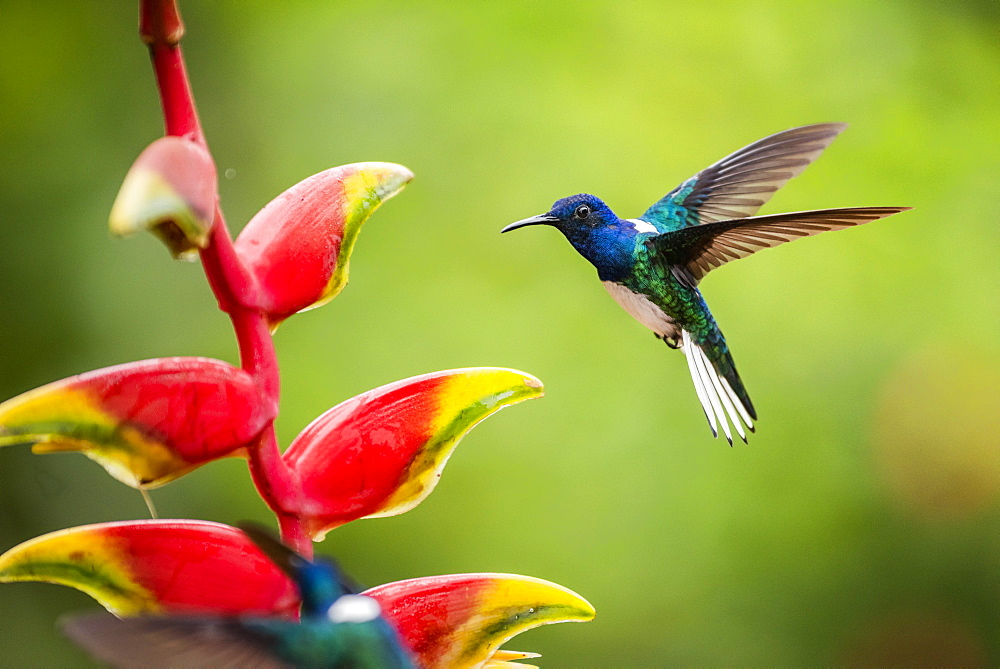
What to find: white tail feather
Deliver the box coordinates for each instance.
[696,345,747,443]
[721,375,754,430]
[681,330,753,443]
[694,350,732,444]
[682,330,718,437]
[686,333,732,443]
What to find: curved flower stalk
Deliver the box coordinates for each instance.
[0,0,595,664]
[0,521,596,668]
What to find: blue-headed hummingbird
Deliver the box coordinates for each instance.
[502,124,908,443]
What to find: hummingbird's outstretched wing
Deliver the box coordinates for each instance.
[646,206,908,442]
[639,123,847,232]
[62,612,291,669]
[647,206,910,285]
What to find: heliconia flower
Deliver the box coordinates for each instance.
[108,136,217,259]
[365,573,596,668]
[284,368,544,540]
[234,162,413,327]
[0,521,595,668]
[0,521,298,617]
[0,358,270,489]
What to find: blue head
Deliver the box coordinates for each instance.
[293,559,355,618]
[502,194,641,281]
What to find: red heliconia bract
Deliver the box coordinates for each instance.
[366,573,596,667]
[109,135,218,259]
[0,358,271,488]
[283,368,543,539]
[234,162,413,327]
[0,521,298,617]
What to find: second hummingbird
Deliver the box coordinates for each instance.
[502,123,908,444]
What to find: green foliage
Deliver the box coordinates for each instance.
[1,1,998,665]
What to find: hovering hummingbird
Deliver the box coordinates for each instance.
[62,524,415,669]
[502,123,908,444]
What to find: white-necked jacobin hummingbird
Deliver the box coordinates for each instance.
[61,524,415,668]
[502,123,909,444]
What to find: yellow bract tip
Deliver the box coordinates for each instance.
[322,162,414,304]
[0,526,158,616]
[447,574,595,667]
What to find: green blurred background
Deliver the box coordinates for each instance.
[1,1,999,665]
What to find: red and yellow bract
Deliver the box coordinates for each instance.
[235,162,414,327]
[0,358,269,488]
[285,368,544,539]
[109,135,218,259]
[0,521,298,617]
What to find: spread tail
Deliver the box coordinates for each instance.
[680,330,755,444]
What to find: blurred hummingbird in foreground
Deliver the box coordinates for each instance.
[62,524,415,669]
[502,123,909,444]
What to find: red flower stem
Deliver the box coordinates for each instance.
[251,430,312,556]
[139,0,310,557]
[140,1,203,145]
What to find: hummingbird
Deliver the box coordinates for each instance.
[502,123,908,444]
[61,524,415,669]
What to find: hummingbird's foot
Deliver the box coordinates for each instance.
[656,333,680,349]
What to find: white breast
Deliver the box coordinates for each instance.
[603,281,677,338]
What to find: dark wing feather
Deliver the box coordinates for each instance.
[61,612,292,669]
[640,123,848,231]
[648,207,910,283]
[238,522,309,581]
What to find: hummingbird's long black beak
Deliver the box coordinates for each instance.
[501,213,559,233]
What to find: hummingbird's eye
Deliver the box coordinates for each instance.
[574,204,591,219]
